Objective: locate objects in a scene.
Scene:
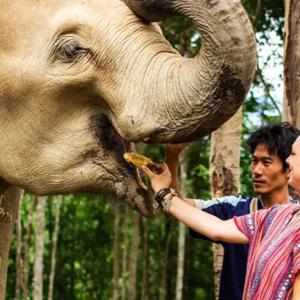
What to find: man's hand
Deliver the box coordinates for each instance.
[141,163,172,193]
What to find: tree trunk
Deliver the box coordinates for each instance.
[127,212,141,300]
[141,218,149,300]
[48,196,62,300]
[283,0,300,125]
[113,202,121,300]
[32,196,47,300]
[209,107,242,300]
[15,196,23,300]
[160,219,175,300]
[22,195,36,299]
[175,149,187,300]
[121,206,129,300]
[0,186,23,300]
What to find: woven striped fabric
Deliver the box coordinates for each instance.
[234,204,300,300]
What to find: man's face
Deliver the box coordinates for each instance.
[286,137,300,190]
[251,144,289,195]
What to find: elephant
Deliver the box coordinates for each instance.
[0,0,256,297]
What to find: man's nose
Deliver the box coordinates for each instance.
[252,163,263,175]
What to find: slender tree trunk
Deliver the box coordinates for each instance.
[0,186,23,300]
[283,0,300,125]
[48,196,62,300]
[282,0,292,123]
[175,149,187,300]
[121,206,129,300]
[22,195,36,299]
[70,202,76,300]
[127,212,141,300]
[209,107,242,300]
[176,224,186,300]
[160,219,175,300]
[113,202,121,300]
[141,218,149,300]
[15,196,23,300]
[32,196,47,300]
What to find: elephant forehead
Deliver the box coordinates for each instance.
[0,0,129,53]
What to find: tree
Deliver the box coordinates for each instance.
[15,196,23,300]
[127,212,141,300]
[175,148,188,300]
[22,195,36,300]
[48,196,62,300]
[283,0,300,125]
[0,187,23,300]
[112,202,121,300]
[121,207,129,300]
[32,196,47,300]
[141,218,150,300]
[209,107,242,299]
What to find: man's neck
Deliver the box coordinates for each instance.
[260,188,290,209]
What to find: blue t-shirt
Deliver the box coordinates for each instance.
[190,195,297,300]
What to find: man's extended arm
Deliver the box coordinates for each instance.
[165,144,203,207]
[142,163,249,244]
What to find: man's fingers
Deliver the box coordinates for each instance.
[161,163,171,173]
[148,163,165,174]
[141,165,153,177]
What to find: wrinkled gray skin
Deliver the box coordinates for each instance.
[0,0,256,297]
[0,0,256,213]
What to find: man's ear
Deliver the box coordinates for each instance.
[285,167,291,179]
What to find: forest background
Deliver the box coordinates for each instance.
[6,0,289,299]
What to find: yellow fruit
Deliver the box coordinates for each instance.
[123,152,153,168]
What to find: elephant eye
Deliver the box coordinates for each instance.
[52,36,90,63]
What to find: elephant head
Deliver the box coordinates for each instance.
[0,0,256,216]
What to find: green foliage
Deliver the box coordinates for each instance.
[51,195,114,300]
[242,0,284,36]
[161,16,201,57]
[8,194,214,300]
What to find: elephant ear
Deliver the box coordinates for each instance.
[123,0,178,22]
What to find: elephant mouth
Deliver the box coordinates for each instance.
[89,114,157,217]
[90,114,150,191]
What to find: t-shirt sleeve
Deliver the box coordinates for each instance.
[233,208,272,241]
[194,195,244,220]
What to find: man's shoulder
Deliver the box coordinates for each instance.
[201,195,253,217]
[202,195,252,208]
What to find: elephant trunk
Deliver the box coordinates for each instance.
[119,0,256,142]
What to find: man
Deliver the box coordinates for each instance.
[165,122,300,300]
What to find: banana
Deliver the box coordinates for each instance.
[123,152,153,168]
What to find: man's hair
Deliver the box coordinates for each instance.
[247,122,300,170]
